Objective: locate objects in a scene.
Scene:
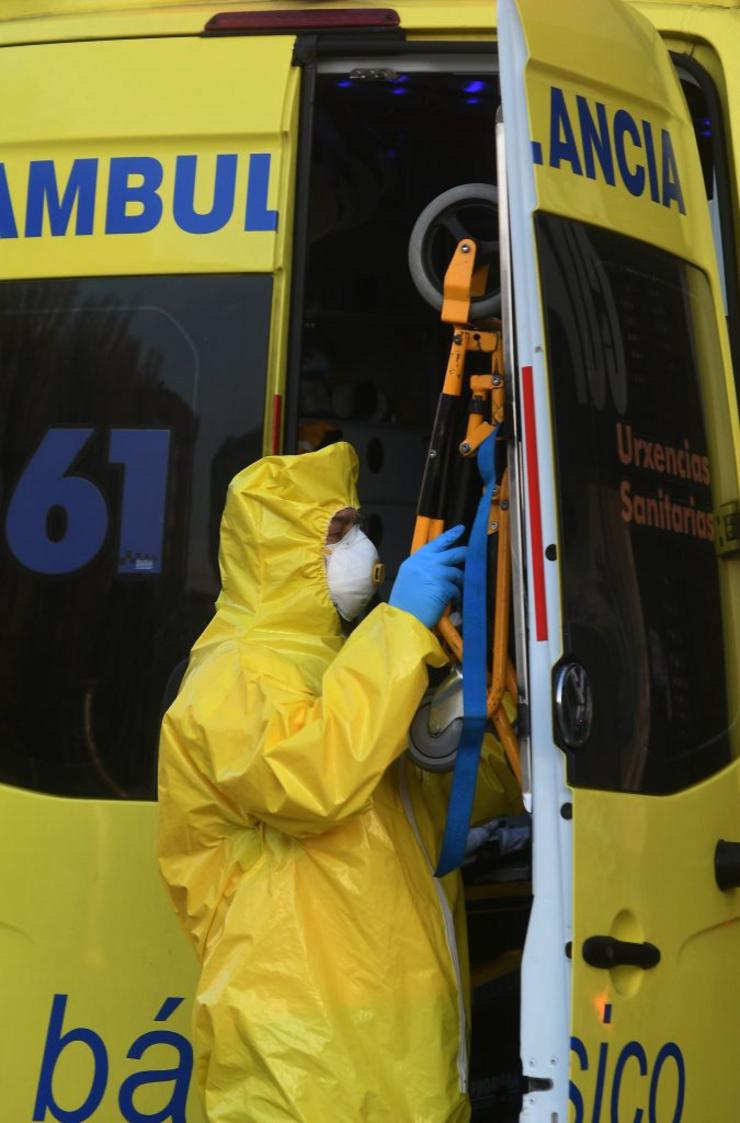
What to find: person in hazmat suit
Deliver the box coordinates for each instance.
[158,440,521,1123]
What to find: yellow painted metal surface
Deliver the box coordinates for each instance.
[0,0,495,47]
[516,0,726,269]
[0,35,295,279]
[0,0,737,51]
[636,6,740,223]
[571,766,740,1121]
[0,787,206,1121]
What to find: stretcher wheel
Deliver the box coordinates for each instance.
[408,183,500,320]
[408,702,461,772]
[407,666,463,772]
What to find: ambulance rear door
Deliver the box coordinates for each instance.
[0,30,299,1121]
[498,1,740,1120]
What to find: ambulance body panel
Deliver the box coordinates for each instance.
[0,35,296,278]
[0,2,738,1121]
[0,32,298,1123]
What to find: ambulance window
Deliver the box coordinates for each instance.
[537,214,730,795]
[0,274,271,798]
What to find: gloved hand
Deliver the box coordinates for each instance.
[389,525,467,629]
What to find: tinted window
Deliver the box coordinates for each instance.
[0,275,271,798]
[537,214,730,794]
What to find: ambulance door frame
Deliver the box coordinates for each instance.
[282,36,498,455]
[670,50,740,401]
[282,35,318,455]
[281,27,551,1107]
[496,105,533,806]
[497,3,575,1117]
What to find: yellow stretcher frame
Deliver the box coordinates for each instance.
[411,238,522,785]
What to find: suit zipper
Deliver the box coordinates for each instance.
[398,761,469,1094]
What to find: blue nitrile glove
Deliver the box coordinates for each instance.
[389,525,467,629]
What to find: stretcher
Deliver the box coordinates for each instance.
[406,187,522,868]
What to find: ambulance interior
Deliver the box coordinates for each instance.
[288,59,529,1121]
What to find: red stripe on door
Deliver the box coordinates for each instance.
[521,365,548,642]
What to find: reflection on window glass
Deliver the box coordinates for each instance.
[537,214,730,794]
[0,275,271,798]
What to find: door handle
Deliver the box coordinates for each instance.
[582,936,660,970]
[715,840,740,891]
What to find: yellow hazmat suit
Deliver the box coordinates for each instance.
[158,442,520,1123]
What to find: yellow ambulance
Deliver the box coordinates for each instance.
[0,0,738,1120]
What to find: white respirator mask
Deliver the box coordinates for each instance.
[325,523,383,621]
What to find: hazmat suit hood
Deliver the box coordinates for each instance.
[194,441,360,688]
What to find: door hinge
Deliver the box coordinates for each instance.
[716,500,740,556]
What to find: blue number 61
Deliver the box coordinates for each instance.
[5,427,171,576]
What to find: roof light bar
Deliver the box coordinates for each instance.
[204,9,400,34]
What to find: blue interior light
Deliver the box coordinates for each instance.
[466,97,481,106]
[464,80,485,94]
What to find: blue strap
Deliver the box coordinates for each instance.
[435,432,497,878]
